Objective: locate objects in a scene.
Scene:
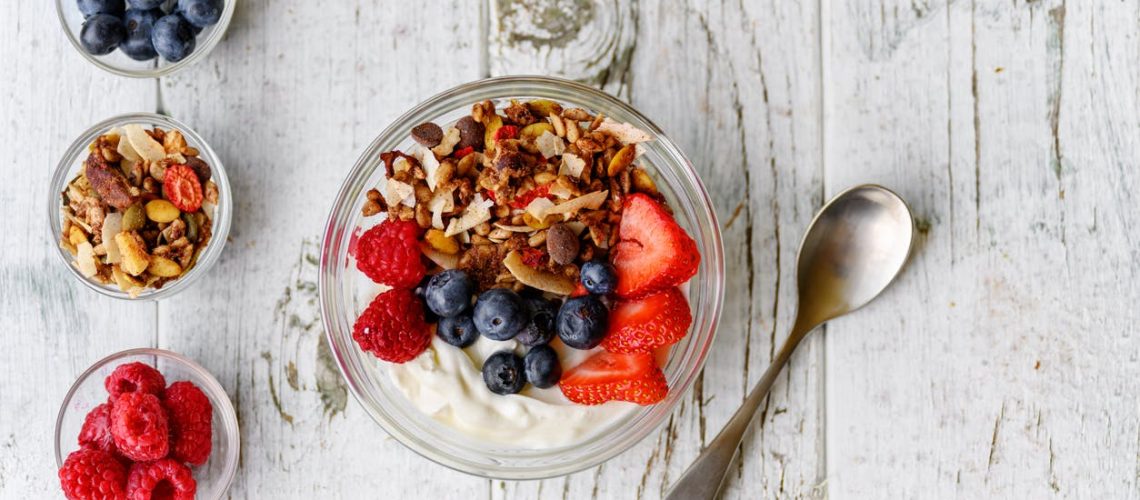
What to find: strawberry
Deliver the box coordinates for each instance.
[570,282,589,298]
[494,125,519,141]
[559,351,668,405]
[602,287,691,353]
[611,194,699,298]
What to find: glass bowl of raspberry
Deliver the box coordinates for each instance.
[320,76,725,479]
[55,0,236,78]
[54,348,240,499]
[48,112,233,300]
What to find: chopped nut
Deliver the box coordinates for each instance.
[362,200,382,217]
[562,108,593,122]
[148,256,182,278]
[527,230,547,247]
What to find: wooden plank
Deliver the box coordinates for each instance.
[824,0,1140,497]
[155,0,490,497]
[0,2,157,496]
[488,1,826,498]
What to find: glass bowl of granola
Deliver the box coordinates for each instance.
[54,348,240,499]
[49,113,232,300]
[320,76,724,479]
[56,0,236,78]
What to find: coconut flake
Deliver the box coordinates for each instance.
[102,213,123,264]
[76,241,98,278]
[493,222,534,232]
[596,118,653,144]
[428,187,455,230]
[419,147,442,190]
[558,153,587,178]
[122,124,166,162]
[116,132,140,162]
[421,243,459,269]
[384,178,415,208]
[535,131,566,159]
[431,126,461,157]
[545,190,609,219]
[503,251,576,295]
[565,221,587,235]
[548,183,574,199]
[525,197,556,219]
[444,193,493,237]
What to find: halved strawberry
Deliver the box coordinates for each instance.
[559,351,668,405]
[611,194,700,298]
[602,287,691,353]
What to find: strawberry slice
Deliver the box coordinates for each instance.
[559,351,668,405]
[602,287,691,353]
[611,194,700,298]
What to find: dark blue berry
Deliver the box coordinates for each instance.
[482,351,525,395]
[412,275,438,324]
[119,9,161,61]
[177,0,223,28]
[77,0,124,18]
[151,14,196,62]
[524,345,561,389]
[424,270,474,318]
[580,260,618,295]
[126,0,164,9]
[515,297,558,347]
[473,288,527,341]
[556,295,608,349]
[437,313,478,348]
[79,14,125,56]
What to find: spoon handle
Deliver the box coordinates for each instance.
[665,325,811,500]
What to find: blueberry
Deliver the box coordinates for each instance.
[151,14,196,62]
[482,351,526,395]
[77,0,124,18]
[424,270,474,318]
[437,313,479,348]
[515,297,558,347]
[473,288,527,341]
[524,345,562,389]
[580,260,618,295]
[79,14,125,56]
[126,0,163,9]
[556,295,609,349]
[177,0,223,28]
[119,9,161,61]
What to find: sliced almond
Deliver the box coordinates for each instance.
[492,222,534,233]
[503,250,575,295]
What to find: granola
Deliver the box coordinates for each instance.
[60,125,218,297]
[361,99,663,294]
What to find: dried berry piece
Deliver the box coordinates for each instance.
[84,153,136,210]
[455,116,485,151]
[411,122,444,148]
[546,223,580,265]
[162,164,203,212]
[184,156,212,181]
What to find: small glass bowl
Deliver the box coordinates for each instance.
[55,0,236,78]
[320,76,725,479]
[54,348,240,499]
[48,112,233,300]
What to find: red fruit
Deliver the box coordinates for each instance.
[105,362,167,401]
[509,183,551,209]
[493,125,519,141]
[355,219,426,288]
[126,459,196,500]
[602,287,692,353]
[353,288,432,363]
[163,381,213,466]
[611,194,699,298]
[59,449,128,500]
[559,351,668,405]
[110,393,169,462]
[162,164,203,213]
[570,282,589,298]
[453,146,475,158]
[78,403,120,458]
[519,247,547,267]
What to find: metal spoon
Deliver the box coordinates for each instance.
[665,184,915,500]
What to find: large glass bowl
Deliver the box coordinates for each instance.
[47,112,233,300]
[319,76,725,479]
[55,0,236,78]
[54,348,240,499]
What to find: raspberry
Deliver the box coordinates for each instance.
[355,219,426,288]
[105,362,166,401]
[353,288,431,363]
[126,459,196,500]
[58,449,127,500]
[163,381,213,465]
[110,393,169,462]
[78,403,121,459]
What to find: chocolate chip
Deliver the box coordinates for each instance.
[184,156,212,182]
[456,116,485,150]
[411,122,444,148]
[546,223,580,265]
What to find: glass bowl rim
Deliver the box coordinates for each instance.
[54,0,237,79]
[53,347,241,498]
[319,75,725,479]
[47,111,234,301]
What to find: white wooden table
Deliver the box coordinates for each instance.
[3,0,1137,498]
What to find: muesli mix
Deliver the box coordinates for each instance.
[351,98,701,405]
[60,124,218,297]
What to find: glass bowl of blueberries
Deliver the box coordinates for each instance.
[56,0,235,78]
